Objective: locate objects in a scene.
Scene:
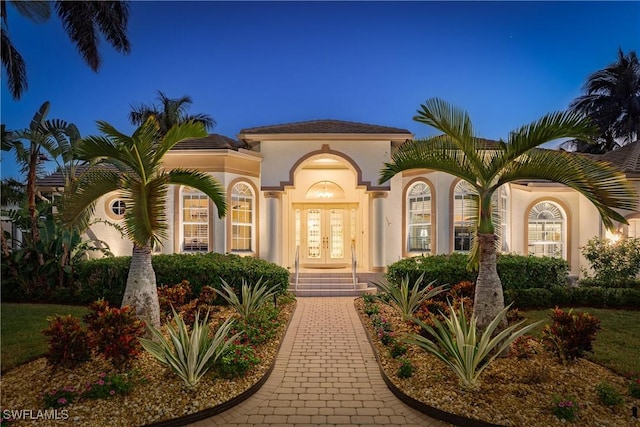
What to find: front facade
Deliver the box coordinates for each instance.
[49,120,640,278]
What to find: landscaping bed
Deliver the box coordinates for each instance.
[1,298,295,426]
[355,298,640,427]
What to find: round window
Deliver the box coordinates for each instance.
[110,200,126,216]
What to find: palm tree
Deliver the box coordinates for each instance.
[1,0,130,100]
[1,102,75,250]
[380,98,637,330]
[129,91,216,136]
[61,118,227,328]
[566,48,640,153]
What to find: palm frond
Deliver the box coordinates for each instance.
[166,169,227,217]
[153,121,208,164]
[121,175,157,247]
[496,150,637,229]
[1,26,28,99]
[487,110,598,178]
[92,1,131,54]
[60,169,122,228]
[380,136,480,186]
[413,98,484,172]
[9,0,51,23]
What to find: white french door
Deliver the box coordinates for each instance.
[294,203,357,268]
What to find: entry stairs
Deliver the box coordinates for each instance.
[291,273,378,297]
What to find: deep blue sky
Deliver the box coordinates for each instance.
[2,1,639,180]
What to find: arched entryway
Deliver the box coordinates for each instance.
[281,151,369,271]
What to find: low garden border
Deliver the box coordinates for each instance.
[146,301,297,427]
[355,301,506,427]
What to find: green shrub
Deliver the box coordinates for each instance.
[397,358,414,379]
[581,237,640,283]
[542,307,601,362]
[595,382,624,406]
[389,342,407,358]
[82,371,137,399]
[42,315,92,368]
[235,304,282,345]
[579,277,640,289]
[43,386,78,408]
[74,256,132,305]
[214,343,261,378]
[505,286,640,309]
[386,254,474,288]
[84,300,146,371]
[386,253,569,292]
[73,253,290,305]
[552,396,579,422]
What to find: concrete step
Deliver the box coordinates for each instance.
[289,273,378,297]
[294,283,370,291]
[291,287,378,297]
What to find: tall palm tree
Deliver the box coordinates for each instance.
[129,91,216,136]
[1,0,130,100]
[380,98,637,330]
[61,118,227,328]
[566,48,640,153]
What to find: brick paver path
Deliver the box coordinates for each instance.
[192,297,448,427]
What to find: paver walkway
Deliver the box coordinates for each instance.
[192,297,448,427]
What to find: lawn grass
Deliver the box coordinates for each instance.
[1,303,89,372]
[522,307,640,376]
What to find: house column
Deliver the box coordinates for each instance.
[371,191,387,272]
[264,192,281,264]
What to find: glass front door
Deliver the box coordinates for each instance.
[295,204,356,267]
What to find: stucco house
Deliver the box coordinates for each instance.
[37,119,640,293]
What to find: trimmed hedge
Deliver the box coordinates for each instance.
[73,253,290,305]
[386,253,569,291]
[505,286,640,309]
[578,277,640,290]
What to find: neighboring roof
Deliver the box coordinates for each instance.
[37,164,120,189]
[590,140,640,175]
[172,134,246,150]
[239,119,411,135]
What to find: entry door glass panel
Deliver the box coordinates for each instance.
[307,209,321,259]
[329,209,344,259]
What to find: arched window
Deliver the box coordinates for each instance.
[231,182,254,252]
[182,188,209,252]
[406,182,432,252]
[528,201,566,258]
[453,181,477,252]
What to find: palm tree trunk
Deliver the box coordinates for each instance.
[122,243,160,330]
[473,232,506,331]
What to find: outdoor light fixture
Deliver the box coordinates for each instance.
[317,181,333,199]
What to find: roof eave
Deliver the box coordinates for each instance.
[238,132,413,143]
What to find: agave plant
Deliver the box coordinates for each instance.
[406,300,542,390]
[139,308,239,390]
[374,273,447,320]
[214,277,280,319]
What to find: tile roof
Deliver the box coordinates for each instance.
[590,140,640,175]
[37,164,120,189]
[240,119,411,135]
[172,134,246,150]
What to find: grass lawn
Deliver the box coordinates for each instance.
[1,303,88,372]
[523,307,640,375]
